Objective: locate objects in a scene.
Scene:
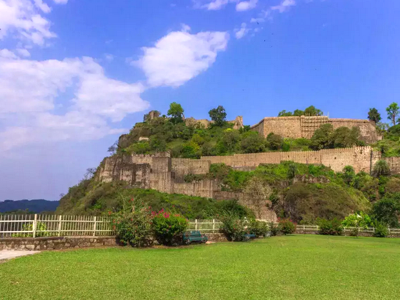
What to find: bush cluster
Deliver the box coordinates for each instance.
[111,198,188,247]
[317,218,344,236]
[152,210,188,246]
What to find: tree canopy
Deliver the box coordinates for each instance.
[386,102,399,126]
[368,108,381,123]
[278,106,323,117]
[167,102,184,123]
[209,106,227,126]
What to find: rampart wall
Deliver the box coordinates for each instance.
[251,116,381,143]
[97,148,399,220]
[201,146,377,174]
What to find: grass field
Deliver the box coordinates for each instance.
[1,235,400,300]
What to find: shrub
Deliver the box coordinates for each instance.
[248,220,268,237]
[372,160,391,177]
[269,222,280,236]
[111,198,154,247]
[279,219,296,235]
[219,213,247,241]
[342,212,373,229]
[317,218,344,236]
[152,210,188,246]
[373,222,389,238]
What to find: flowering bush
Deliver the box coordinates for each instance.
[279,219,296,235]
[219,213,247,241]
[269,222,280,236]
[152,210,188,245]
[111,197,154,247]
[248,220,268,237]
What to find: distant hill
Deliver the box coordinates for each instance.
[0,199,59,213]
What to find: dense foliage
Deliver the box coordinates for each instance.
[57,181,253,219]
[152,210,188,245]
[111,198,154,247]
[317,218,344,235]
[219,213,247,241]
[279,219,296,235]
[278,105,323,117]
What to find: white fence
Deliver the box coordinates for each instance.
[0,214,113,238]
[1,215,400,237]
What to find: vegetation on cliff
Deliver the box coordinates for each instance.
[57,180,253,219]
[116,103,366,158]
[59,103,400,224]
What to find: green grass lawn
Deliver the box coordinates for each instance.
[1,235,400,300]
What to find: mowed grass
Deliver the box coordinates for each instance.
[1,235,400,300]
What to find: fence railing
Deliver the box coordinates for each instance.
[1,215,400,237]
[0,214,113,238]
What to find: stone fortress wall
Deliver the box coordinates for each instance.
[97,148,400,220]
[200,146,377,174]
[251,116,381,143]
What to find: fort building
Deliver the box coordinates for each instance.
[251,116,381,143]
[97,147,400,220]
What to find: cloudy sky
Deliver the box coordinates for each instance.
[0,0,399,200]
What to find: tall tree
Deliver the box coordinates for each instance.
[167,102,184,124]
[386,102,399,126]
[304,105,323,116]
[368,108,381,123]
[209,105,227,126]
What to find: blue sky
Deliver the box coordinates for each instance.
[0,0,399,200]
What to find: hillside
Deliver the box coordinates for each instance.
[59,103,400,223]
[0,199,59,213]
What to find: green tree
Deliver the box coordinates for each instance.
[266,133,283,150]
[372,196,400,227]
[209,106,227,126]
[342,166,355,186]
[240,131,266,153]
[386,102,399,126]
[218,129,241,154]
[167,102,184,124]
[310,124,334,150]
[293,109,305,116]
[278,110,293,117]
[372,160,391,177]
[368,108,381,123]
[304,105,323,116]
[330,127,361,148]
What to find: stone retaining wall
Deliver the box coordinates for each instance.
[0,237,117,251]
[0,234,227,251]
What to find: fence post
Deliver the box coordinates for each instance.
[212,219,215,233]
[93,216,97,237]
[58,215,62,237]
[195,219,198,231]
[32,214,37,238]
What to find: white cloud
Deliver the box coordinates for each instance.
[34,0,51,13]
[0,55,150,151]
[104,54,114,62]
[271,0,296,13]
[200,0,230,10]
[0,0,58,46]
[136,26,229,88]
[235,23,250,39]
[16,48,31,57]
[250,17,265,23]
[0,49,18,59]
[236,0,257,12]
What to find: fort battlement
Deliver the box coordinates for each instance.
[251,116,381,143]
[97,147,400,220]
